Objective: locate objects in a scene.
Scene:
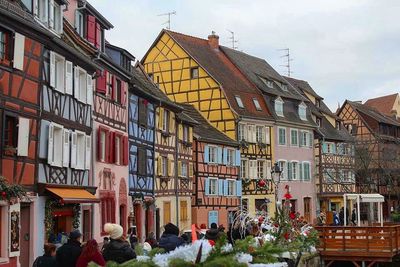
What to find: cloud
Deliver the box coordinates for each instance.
[90,0,400,111]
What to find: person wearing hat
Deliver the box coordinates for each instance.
[102,223,136,263]
[56,229,82,267]
[158,223,184,252]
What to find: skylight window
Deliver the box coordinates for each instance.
[259,76,274,88]
[281,84,288,91]
[235,96,244,108]
[253,98,262,111]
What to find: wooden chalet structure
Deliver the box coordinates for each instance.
[286,77,355,221]
[141,30,274,216]
[181,104,241,229]
[338,100,400,219]
[63,0,133,240]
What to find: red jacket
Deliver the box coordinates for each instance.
[76,251,106,267]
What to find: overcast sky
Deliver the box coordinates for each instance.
[91,0,400,111]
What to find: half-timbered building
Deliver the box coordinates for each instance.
[63,0,132,241]
[286,77,355,221]
[142,30,275,216]
[338,99,400,218]
[181,104,241,229]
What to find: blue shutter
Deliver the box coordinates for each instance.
[223,148,228,165]
[299,163,303,180]
[287,162,292,180]
[236,180,242,196]
[218,179,224,195]
[235,149,241,166]
[322,143,328,153]
[208,211,219,228]
[204,145,209,163]
[223,180,228,196]
[205,178,210,195]
[217,147,223,164]
[332,144,337,154]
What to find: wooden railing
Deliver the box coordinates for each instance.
[315,226,400,261]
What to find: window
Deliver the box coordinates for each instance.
[278,127,286,145]
[227,180,236,196]
[75,131,86,170]
[98,128,107,162]
[181,161,188,178]
[299,131,312,148]
[290,129,298,146]
[50,51,65,93]
[259,76,274,88]
[161,156,168,177]
[3,115,29,157]
[256,126,264,143]
[180,201,188,221]
[316,117,321,127]
[0,29,11,64]
[208,178,218,195]
[75,10,84,36]
[275,98,284,117]
[208,146,218,164]
[115,135,121,165]
[138,99,148,127]
[290,162,298,180]
[48,123,63,167]
[183,125,189,142]
[21,0,33,12]
[115,79,122,104]
[238,123,246,141]
[336,121,341,130]
[241,160,248,179]
[53,2,63,34]
[249,160,257,179]
[298,103,307,121]
[247,125,256,143]
[162,110,169,132]
[257,160,265,179]
[235,96,244,108]
[302,162,311,181]
[190,67,199,79]
[282,84,288,91]
[76,67,87,103]
[137,147,147,175]
[316,99,320,107]
[253,98,262,111]
[324,169,335,183]
[278,161,287,180]
[36,0,63,34]
[226,149,235,166]
[4,115,17,149]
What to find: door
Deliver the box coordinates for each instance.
[304,197,311,223]
[20,204,30,267]
[119,205,126,234]
[208,210,218,228]
[163,202,171,225]
[82,209,91,242]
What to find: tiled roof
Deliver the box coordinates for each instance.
[347,100,400,127]
[318,117,353,142]
[179,104,238,146]
[284,76,322,100]
[364,93,398,117]
[165,30,272,120]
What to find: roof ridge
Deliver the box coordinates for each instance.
[165,29,210,43]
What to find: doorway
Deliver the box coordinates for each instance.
[20,204,31,267]
[156,208,160,239]
[82,209,91,242]
[119,204,126,234]
[304,197,311,223]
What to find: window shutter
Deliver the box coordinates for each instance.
[47,123,54,164]
[287,162,292,180]
[86,74,93,105]
[299,162,303,181]
[122,136,129,166]
[17,117,30,157]
[322,143,328,153]
[222,148,228,165]
[204,145,209,163]
[97,128,102,161]
[112,76,118,101]
[177,161,182,177]
[33,0,38,16]
[87,15,96,44]
[168,157,174,177]
[13,33,25,71]
[217,147,223,164]
[204,178,210,195]
[49,51,56,88]
[96,70,107,93]
[122,81,127,107]
[169,113,175,134]
[235,149,241,166]
[57,5,63,33]
[108,132,115,163]
[39,0,48,23]
[189,162,193,177]
[265,127,270,144]
[178,123,183,140]
[70,132,77,168]
[252,126,257,142]
[95,22,101,49]
[236,180,242,196]
[218,179,224,195]
[62,129,70,167]
[188,126,193,143]
[85,135,91,170]
[158,108,164,129]
[49,0,55,29]
[223,180,228,196]
[64,61,73,94]
[262,161,267,180]
[74,66,79,99]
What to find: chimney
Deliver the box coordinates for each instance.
[208,31,219,49]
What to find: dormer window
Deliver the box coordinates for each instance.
[235,96,244,108]
[259,76,274,88]
[190,67,199,79]
[275,97,284,117]
[35,0,64,34]
[316,117,321,127]
[253,98,262,111]
[75,10,84,36]
[298,102,307,121]
[316,99,321,107]
[336,121,341,130]
[282,84,288,91]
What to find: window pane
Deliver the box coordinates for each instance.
[235,96,244,108]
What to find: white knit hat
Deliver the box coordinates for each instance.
[104,223,124,239]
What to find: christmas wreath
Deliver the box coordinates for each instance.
[0,176,26,202]
[256,179,269,191]
[45,199,81,238]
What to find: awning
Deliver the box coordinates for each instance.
[343,193,385,203]
[46,187,100,203]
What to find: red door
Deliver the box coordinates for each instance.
[20,204,30,267]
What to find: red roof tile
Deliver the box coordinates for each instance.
[364,93,398,117]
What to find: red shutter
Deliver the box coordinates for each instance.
[97,128,102,161]
[122,135,129,166]
[112,76,118,101]
[105,130,110,163]
[108,131,115,163]
[87,15,96,44]
[96,70,107,93]
[122,81,127,107]
[95,22,101,49]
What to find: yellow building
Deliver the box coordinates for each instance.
[142,30,275,216]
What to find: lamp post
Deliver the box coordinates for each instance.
[271,162,282,215]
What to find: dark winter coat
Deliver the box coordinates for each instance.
[33,255,57,267]
[158,233,184,252]
[205,228,220,241]
[56,239,82,267]
[102,239,136,264]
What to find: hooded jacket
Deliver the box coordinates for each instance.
[102,239,136,264]
[56,239,82,267]
[158,233,184,252]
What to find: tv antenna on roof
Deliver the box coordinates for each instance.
[158,11,176,30]
[278,48,293,77]
[227,29,238,50]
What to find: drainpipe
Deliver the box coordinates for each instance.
[175,116,179,229]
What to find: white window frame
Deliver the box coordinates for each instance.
[75,66,87,103]
[278,127,286,146]
[226,148,235,166]
[162,110,169,132]
[299,102,307,121]
[75,10,84,36]
[302,161,311,181]
[238,123,246,141]
[115,135,121,165]
[278,160,287,180]
[48,122,64,167]
[208,145,218,164]
[253,98,262,111]
[241,159,248,179]
[235,95,244,108]
[181,161,188,178]
[275,97,284,117]
[290,128,298,146]
[290,161,299,180]
[75,131,86,170]
[99,129,106,162]
[52,1,63,34]
[50,51,65,93]
[257,160,265,179]
[256,126,264,143]
[226,179,236,196]
[161,156,168,177]
[208,178,218,195]
[249,160,257,179]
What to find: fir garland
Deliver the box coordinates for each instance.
[45,199,81,238]
[0,176,26,202]
[72,204,81,230]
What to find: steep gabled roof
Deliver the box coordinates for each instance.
[158,30,272,120]
[346,100,400,127]
[364,93,399,117]
[318,117,353,142]
[180,104,239,146]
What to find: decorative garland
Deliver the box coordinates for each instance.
[45,199,81,239]
[256,179,269,191]
[72,204,81,229]
[0,176,26,202]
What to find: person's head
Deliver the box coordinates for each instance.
[80,239,99,259]
[129,226,137,236]
[69,230,82,242]
[44,243,56,257]
[164,223,179,236]
[210,223,218,229]
[103,237,109,244]
[104,223,124,240]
